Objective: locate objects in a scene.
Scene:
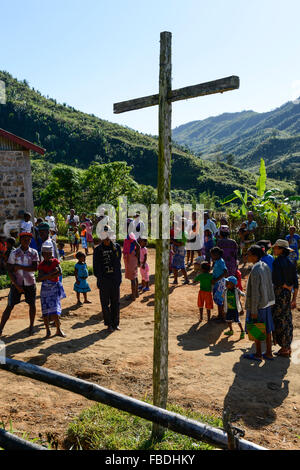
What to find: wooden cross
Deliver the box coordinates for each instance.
[114,31,239,439]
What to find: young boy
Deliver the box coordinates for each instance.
[194,261,213,322]
[0,232,39,337]
[223,276,245,339]
[58,242,65,261]
[20,212,34,235]
[139,237,150,292]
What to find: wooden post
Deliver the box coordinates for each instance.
[152,31,172,440]
[113,33,240,442]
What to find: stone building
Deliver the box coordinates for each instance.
[0,128,45,235]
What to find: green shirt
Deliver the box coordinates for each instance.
[194,273,213,292]
[227,289,237,310]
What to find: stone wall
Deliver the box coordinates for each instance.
[0,150,34,234]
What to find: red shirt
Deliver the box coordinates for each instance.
[38,258,60,282]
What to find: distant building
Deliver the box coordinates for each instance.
[0,128,45,235]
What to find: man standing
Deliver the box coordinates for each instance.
[36,222,59,259]
[204,212,218,236]
[66,209,79,226]
[0,232,39,337]
[93,227,122,332]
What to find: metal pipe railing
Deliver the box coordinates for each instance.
[0,358,267,450]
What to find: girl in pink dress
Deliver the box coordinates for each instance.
[123,232,140,300]
[139,238,150,292]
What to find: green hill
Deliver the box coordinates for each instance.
[0,71,295,199]
[172,101,300,183]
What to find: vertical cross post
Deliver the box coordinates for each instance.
[152,31,172,440]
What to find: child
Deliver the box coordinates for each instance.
[223,276,245,338]
[193,255,206,273]
[4,237,16,263]
[20,212,33,235]
[210,246,228,321]
[204,229,215,262]
[194,261,213,322]
[50,229,57,243]
[67,225,75,253]
[123,232,140,300]
[74,251,91,305]
[257,240,274,272]
[139,237,150,292]
[172,218,189,285]
[80,224,88,255]
[58,242,65,261]
[73,226,80,253]
[37,242,66,338]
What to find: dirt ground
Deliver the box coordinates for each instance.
[0,248,299,450]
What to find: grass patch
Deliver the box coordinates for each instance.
[0,420,52,450]
[66,402,222,450]
[60,260,93,278]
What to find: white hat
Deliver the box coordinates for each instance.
[41,240,53,253]
[272,239,293,251]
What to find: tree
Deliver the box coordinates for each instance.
[40,165,83,213]
[82,161,138,210]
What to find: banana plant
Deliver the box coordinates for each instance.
[220,158,298,225]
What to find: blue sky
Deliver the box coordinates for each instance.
[1,0,300,134]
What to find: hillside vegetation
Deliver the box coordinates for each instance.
[0,71,295,199]
[173,102,300,183]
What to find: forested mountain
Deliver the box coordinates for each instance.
[173,101,300,182]
[0,71,295,199]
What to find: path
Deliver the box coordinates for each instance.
[0,249,299,449]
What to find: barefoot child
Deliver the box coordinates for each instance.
[123,232,140,300]
[211,246,228,321]
[139,237,150,292]
[223,276,245,338]
[58,242,65,261]
[37,242,66,338]
[194,261,213,322]
[74,252,91,305]
[80,224,88,256]
[73,226,80,253]
[172,218,189,285]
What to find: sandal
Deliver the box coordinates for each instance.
[224,331,234,336]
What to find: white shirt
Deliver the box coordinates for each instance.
[66,214,79,224]
[20,220,33,233]
[45,215,56,231]
[204,219,217,235]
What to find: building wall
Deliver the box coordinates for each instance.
[0,150,34,234]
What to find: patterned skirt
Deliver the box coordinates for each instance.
[40,280,66,317]
[272,287,293,348]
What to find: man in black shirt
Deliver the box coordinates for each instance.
[93,228,122,332]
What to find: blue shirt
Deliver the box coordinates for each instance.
[285,234,300,262]
[261,254,274,272]
[213,258,227,279]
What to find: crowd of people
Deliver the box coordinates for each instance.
[0,207,299,361]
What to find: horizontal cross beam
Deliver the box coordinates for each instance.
[114,75,239,114]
